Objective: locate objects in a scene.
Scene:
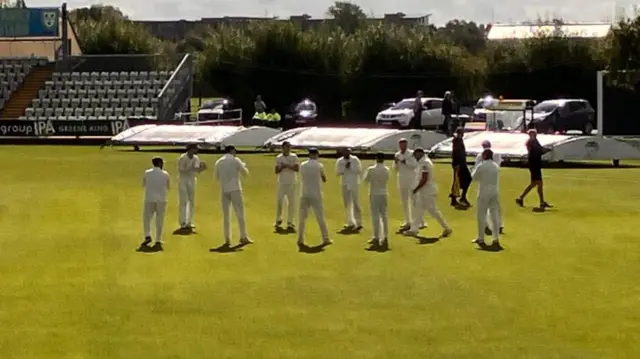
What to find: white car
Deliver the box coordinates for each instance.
[472,97,534,131]
[376,97,448,129]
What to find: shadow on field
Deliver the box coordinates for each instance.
[531,207,559,213]
[416,236,440,244]
[298,244,326,254]
[454,204,471,211]
[476,243,504,252]
[365,244,390,253]
[172,227,195,236]
[274,227,295,235]
[337,227,362,235]
[209,243,247,253]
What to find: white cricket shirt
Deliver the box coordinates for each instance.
[474,151,502,168]
[214,154,249,193]
[300,159,324,198]
[393,149,418,188]
[363,163,390,196]
[143,167,170,202]
[276,153,299,185]
[415,156,437,195]
[335,156,362,190]
[177,153,201,182]
[472,160,500,196]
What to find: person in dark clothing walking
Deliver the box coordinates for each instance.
[450,128,472,207]
[412,90,424,129]
[516,129,552,209]
[442,91,455,136]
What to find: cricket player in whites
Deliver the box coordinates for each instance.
[335,148,363,232]
[138,156,170,252]
[405,148,452,238]
[473,140,503,235]
[298,148,332,248]
[363,152,390,250]
[274,141,299,231]
[214,145,253,248]
[471,149,501,248]
[394,138,423,231]
[177,144,207,231]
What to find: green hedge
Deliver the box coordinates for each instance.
[70,5,640,121]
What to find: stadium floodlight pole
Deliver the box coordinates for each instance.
[596,70,605,139]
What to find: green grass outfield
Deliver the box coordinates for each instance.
[1,146,639,359]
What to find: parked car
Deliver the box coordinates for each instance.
[282,98,318,128]
[376,97,471,129]
[518,99,596,134]
[473,97,536,131]
[192,98,243,126]
[473,97,532,122]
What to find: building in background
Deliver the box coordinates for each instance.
[138,13,432,42]
[485,22,612,40]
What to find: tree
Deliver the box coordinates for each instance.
[437,20,486,54]
[74,15,162,55]
[326,1,367,34]
[69,5,127,23]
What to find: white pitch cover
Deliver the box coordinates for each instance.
[111,125,281,147]
[430,131,573,158]
[115,125,242,144]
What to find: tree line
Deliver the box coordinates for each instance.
[66,4,640,122]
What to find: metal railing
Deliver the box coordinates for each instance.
[156,54,193,122]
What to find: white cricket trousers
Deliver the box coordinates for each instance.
[178,179,196,226]
[298,195,329,242]
[411,193,449,232]
[341,186,362,227]
[275,183,296,224]
[485,198,503,230]
[221,190,248,242]
[399,185,424,227]
[477,193,500,241]
[369,194,388,240]
[143,201,167,243]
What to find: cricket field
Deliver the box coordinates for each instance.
[0,145,638,359]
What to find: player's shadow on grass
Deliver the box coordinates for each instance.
[403,233,440,244]
[476,243,504,252]
[337,227,361,235]
[209,243,248,253]
[454,204,471,211]
[298,243,327,254]
[365,244,390,253]
[416,236,440,244]
[532,207,558,213]
[274,227,295,235]
[172,227,195,236]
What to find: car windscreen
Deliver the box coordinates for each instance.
[391,100,415,110]
[295,102,316,112]
[534,102,559,113]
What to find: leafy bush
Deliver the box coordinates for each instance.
[69,4,640,120]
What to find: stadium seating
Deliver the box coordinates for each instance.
[0,57,47,112]
[20,70,173,121]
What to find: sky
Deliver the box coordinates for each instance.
[26,0,635,25]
